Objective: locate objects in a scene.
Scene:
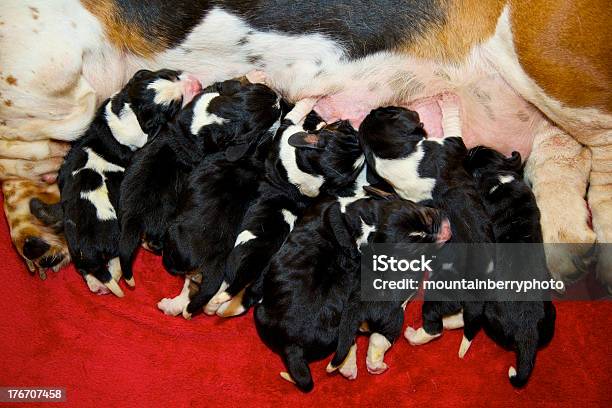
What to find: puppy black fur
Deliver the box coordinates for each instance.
[58,69,184,292]
[463,146,556,387]
[119,79,282,282]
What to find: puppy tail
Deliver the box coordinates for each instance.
[329,296,360,369]
[283,345,314,392]
[509,336,538,388]
[29,198,64,231]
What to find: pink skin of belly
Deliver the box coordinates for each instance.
[314,74,543,159]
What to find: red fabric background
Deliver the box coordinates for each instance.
[0,196,610,407]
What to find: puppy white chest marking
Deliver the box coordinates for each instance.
[279,125,324,197]
[356,218,376,252]
[73,148,124,221]
[148,78,182,105]
[281,209,297,231]
[190,92,226,135]
[373,142,436,202]
[235,230,256,247]
[105,102,147,150]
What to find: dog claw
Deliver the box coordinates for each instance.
[104,279,124,297]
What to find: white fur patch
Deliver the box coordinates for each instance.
[73,148,124,221]
[279,125,325,197]
[499,174,515,184]
[409,231,427,238]
[373,141,436,202]
[148,78,183,106]
[281,209,297,231]
[190,92,226,135]
[105,102,148,150]
[355,218,376,251]
[72,147,125,176]
[234,230,256,247]
[338,165,369,213]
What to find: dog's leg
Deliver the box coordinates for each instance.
[366,333,392,374]
[524,122,596,283]
[158,277,192,316]
[215,288,247,317]
[2,180,70,278]
[338,343,358,380]
[203,281,230,316]
[587,139,612,291]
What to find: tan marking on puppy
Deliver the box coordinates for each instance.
[359,321,370,333]
[366,333,392,374]
[80,0,167,57]
[2,179,70,278]
[511,0,612,113]
[216,288,247,317]
[400,0,506,62]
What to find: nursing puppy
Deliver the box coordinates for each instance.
[58,69,195,296]
[359,106,494,345]
[197,100,364,318]
[461,146,556,387]
[157,91,286,317]
[119,78,282,284]
[254,192,450,392]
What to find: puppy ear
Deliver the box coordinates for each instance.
[363,185,399,200]
[287,132,326,150]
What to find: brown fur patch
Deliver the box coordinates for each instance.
[398,0,505,62]
[6,75,17,85]
[29,6,39,20]
[4,99,12,107]
[80,0,167,57]
[511,0,612,113]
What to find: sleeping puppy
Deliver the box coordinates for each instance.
[461,146,556,387]
[118,78,282,285]
[197,101,364,318]
[358,106,494,345]
[254,192,450,392]
[157,92,287,317]
[57,69,196,297]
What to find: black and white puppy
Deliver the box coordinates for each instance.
[58,69,196,296]
[359,106,494,345]
[119,78,282,285]
[254,193,450,392]
[156,90,285,317]
[197,99,365,318]
[461,146,556,388]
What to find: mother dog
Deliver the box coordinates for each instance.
[0,0,610,285]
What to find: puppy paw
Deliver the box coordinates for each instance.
[84,274,111,295]
[339,362,358,380]
[3,180,71,279]
[366,360,388,375]
[404,326,441,346]
[157,296,189,316]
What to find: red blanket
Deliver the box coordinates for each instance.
[0,197,610,407]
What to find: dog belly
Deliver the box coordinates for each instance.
[314,54,545,159]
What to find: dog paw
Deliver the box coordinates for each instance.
[20,234,70,279]
[158,296,188,316]
[245,70,268,85]
[366,360,388,375]
[404,326,441,346]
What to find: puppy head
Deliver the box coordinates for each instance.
[181,79,281,160]
[349,191,451,246]
[107,69,201,149]
[283,120,364,196]
[359,106,426,160]
[465,146,523,178]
